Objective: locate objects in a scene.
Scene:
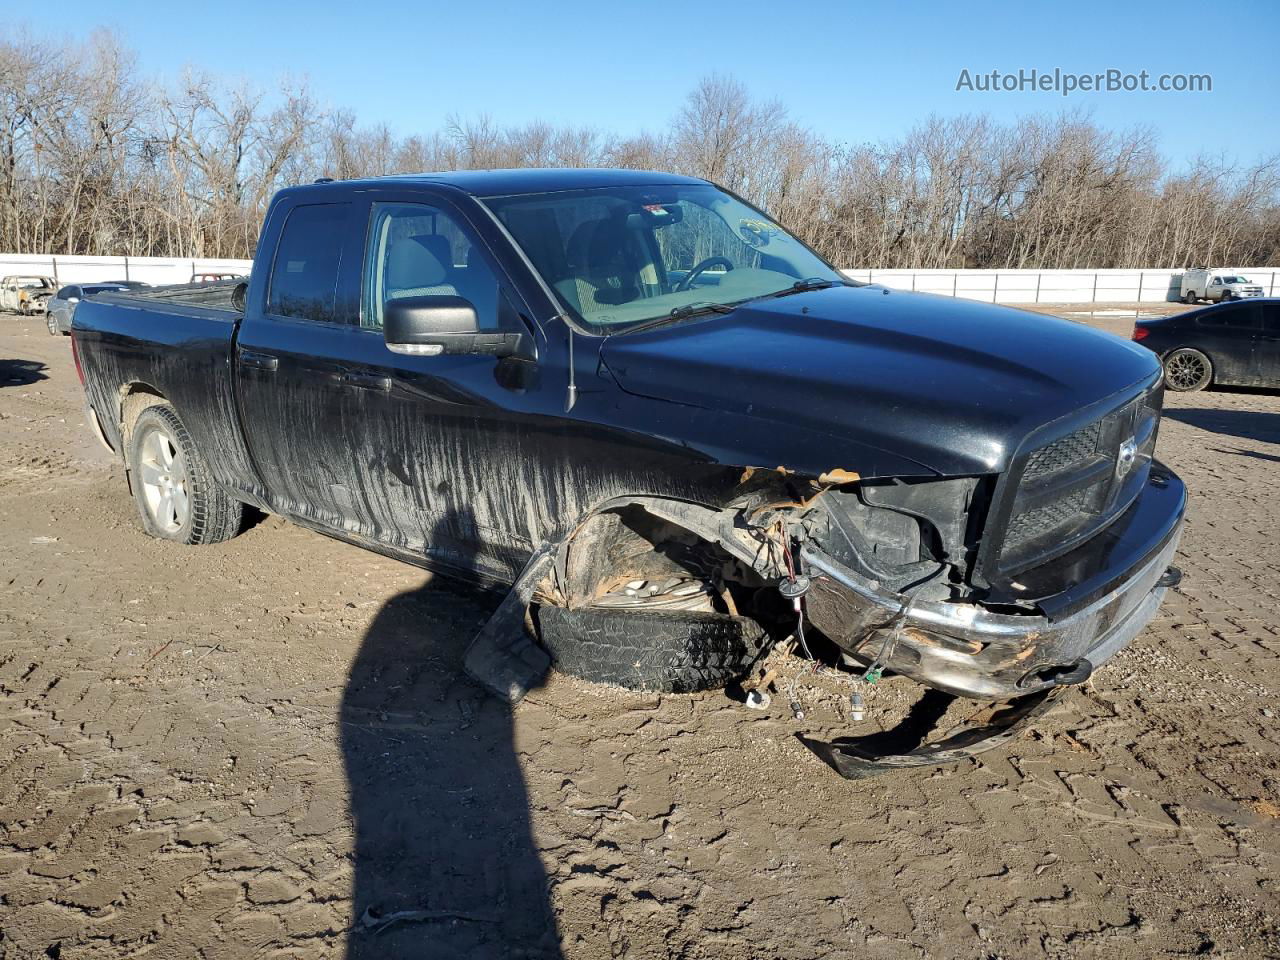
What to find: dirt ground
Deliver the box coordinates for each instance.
[1,309,1278,959]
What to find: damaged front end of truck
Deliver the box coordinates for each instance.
[775,379,1183,774]
[478,376,1186,778]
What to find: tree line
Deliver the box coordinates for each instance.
[3,31,1277,268]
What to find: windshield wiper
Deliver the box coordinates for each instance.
[761,277,847,300]
[621,301,736,336]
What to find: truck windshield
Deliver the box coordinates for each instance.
[483,184,844,334]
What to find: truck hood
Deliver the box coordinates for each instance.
[598,286,1160,478]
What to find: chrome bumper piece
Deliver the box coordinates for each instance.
[802,526,1182,700]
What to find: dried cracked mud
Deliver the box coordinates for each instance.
[0,313,1278,959]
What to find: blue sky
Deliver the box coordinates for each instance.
[16,0,1279,168]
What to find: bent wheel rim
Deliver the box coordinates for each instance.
[1166,352,1207,390]
[138,425,190,533]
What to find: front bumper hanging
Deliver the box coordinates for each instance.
[799,687,1062,780]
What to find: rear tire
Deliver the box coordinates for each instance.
[127,404,243,545]
[1182,290,1197,304]
[534,605,766,693]
[1163,347,1213,392]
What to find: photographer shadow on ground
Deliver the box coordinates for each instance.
[340,508,563,959]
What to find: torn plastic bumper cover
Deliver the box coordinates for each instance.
[800,688,1062,780]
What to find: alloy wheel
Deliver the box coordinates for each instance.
[137,425,191,533]
[1165,351,1209,391]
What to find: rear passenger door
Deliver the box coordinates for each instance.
[1191,303,1260,385]
[234,199,370,522]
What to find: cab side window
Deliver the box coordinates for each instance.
[268,203,352,323]
[1198,304,1259,329]
[362,202,502,332]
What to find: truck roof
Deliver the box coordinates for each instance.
[304,168,707,198]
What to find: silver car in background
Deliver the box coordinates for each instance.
[46,282,149,335]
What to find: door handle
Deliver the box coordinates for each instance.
[240,351,279,371]
[340,371,392,392]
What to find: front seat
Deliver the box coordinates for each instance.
[384,234,458,302]
[556,219,642,315]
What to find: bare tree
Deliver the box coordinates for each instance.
[0,38,1276,268]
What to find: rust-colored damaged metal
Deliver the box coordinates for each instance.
[816,467,860,485]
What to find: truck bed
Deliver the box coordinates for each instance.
[96,279,245,319]
[73,277,257,493]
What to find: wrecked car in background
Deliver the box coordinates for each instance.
[1,275,57,315]
[68,169,1186,776]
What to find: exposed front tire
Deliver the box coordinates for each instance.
[127,404,243,545]
[534,605,766,693]
[1163,347,1213,392]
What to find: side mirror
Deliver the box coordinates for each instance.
[383,295,531,359]
[67,297,79,304]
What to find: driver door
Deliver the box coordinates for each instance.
[325,192,549,581]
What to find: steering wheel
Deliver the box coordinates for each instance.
[676,256,734,292]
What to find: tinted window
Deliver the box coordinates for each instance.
[1263,303,1280,332]
[268,203,350,323]
[56,286,76,299]
[1197,304,1260,330]
[362,202,501,331]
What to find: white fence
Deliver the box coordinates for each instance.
[840,267,1279,304]
[2,252,1277,305]
[0,253,254,288]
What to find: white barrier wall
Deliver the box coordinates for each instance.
[0,253,254,288]
[1,252,1276,304]
[840,267,1279,304]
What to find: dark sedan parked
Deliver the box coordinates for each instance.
[46,282,149,335]
[1133,299,1280,391]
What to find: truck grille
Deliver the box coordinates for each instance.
[991,385,1162,578]
[1023,420,1101,479]
[1005,487,1098,543]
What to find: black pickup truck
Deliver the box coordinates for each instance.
[72,169,1185,776]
